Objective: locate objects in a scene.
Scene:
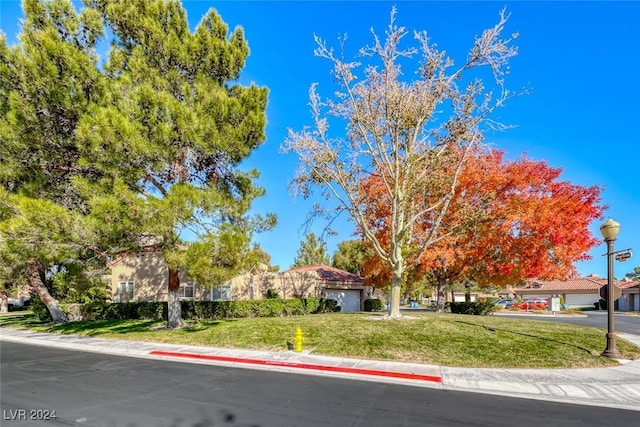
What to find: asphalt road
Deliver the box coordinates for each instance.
[1,341,638,427]
[500,311,640,335]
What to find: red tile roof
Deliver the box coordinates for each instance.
[283,265,363,283]
[520,277,639,292]
[524,277,604,292]
[618,279,640,289]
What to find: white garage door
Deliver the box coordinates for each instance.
[324,289,361,313]
[566,293,599,307]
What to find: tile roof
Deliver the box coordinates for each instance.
[283,265,364,283]
[521,277,639,292]
[524,277,604,291]
[618,279,640,289]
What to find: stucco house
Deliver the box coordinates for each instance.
[280,265,371,312]
[514,275,640,311]
[107,247,211,302]
[107,250,371,312]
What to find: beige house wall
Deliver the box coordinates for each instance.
[109,254,369,303]
[227,271,327,300]
[109,251,210,302]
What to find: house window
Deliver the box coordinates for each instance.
[117,281,135,302]
[179,282,195,300]
[212,283,232,301]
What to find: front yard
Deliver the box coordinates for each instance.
[2,311,640,369]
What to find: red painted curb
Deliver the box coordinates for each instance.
[149,350,442,383]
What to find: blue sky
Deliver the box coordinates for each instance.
[1,1,638,278]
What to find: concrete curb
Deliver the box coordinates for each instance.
[149,349,443,384]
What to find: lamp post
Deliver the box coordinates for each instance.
[600,218,622,359]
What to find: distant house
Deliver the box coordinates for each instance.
[280,265,371,312]
[107,252,371,312]
[514,275,640,311]
[216,265,371,312]
[618,278,640,312]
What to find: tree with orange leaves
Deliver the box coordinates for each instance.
[360,149,604,311]
[285,8,518,317]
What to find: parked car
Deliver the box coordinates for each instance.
[7,296,31,308]
[515,298,548,310]
[493,298,516,309]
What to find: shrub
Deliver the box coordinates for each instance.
[599,298,607,310]
[364,298,385,312]
[449,301,496,315]
[312,298,339,313]
[80,300,110,320]
[30,297,52,322]
[94,302,166,320]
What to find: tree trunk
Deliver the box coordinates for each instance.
[465,286,471,303]
[167,268,182,329]
[28,260,67,323]
[436,276,446,313]
[0,289,8,313]
[388,274,402,318]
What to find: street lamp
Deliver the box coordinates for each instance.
[600,218,622,359]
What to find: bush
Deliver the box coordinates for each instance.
[30,297,52,322]
[312,298,339,313]
[91,302,166,320]
[449,301,496,316]
[599,298,607,310]
[364,298,385,312]
[80,300,110,320]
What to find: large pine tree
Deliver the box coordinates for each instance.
[0,0,104,322]
[0,0,272,326]
[79,0,272,328]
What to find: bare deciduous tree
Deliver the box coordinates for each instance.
[284,7,518,317]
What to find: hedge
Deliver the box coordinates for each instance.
[47,297,340,321]
[448,301,495,316]
[364,298,385,312]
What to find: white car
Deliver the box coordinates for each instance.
[493,298,516,309]
[7,296,30,307]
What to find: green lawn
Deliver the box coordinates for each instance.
[2,311,639,368]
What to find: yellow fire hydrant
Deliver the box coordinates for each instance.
[293,327,303,352]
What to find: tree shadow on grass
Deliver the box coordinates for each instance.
[42,319,162,336]
[453,320,598,356]
[1,314,237,337]
[0,312,43,328]
[46,318,235,336]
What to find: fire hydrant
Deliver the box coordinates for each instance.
[293,327,303,352]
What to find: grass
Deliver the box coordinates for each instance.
[2,311,640,369]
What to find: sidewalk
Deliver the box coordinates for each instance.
[2,327,640,411]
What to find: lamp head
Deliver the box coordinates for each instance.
[600,218,620,240]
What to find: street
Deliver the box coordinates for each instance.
[499,311,640,335]
[1,341,637,427]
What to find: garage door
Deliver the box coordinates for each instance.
[324,289,361,313]
[566,293,599,307]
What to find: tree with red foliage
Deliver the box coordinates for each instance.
[360,149,604,311]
